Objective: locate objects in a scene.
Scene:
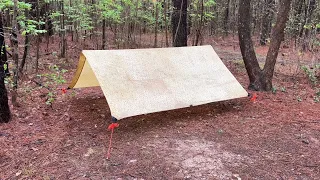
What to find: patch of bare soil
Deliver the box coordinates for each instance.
[1,34,320,180]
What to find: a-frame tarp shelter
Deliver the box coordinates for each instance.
[69,45,248,119]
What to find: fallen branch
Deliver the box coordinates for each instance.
[305,164,319,168]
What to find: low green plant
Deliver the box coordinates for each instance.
[217,129,224,134]
[4,76,15,88]
[297,96,302,102]
[272,86,277,94]
[314,88,320,103]
[37,65,68,105]
[301,64,319,86]
[316,88,320,97]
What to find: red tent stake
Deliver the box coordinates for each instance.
[106,123,119,159]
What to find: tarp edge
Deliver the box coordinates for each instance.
[68,52,86,88]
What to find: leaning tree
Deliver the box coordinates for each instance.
[0,17,11,123]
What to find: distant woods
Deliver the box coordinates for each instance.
[0,0,319,51]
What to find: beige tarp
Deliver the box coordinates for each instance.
[69,45,248,119]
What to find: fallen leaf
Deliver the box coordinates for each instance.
[31,147,39,151]
[15,170,22,176]
[84,148,95,157]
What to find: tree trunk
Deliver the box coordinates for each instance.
[102,19,106,49]
[238,0,292,91]
[292,0,304,45]
[19,34,29,74]
[301,0,316,51]
[20,6,29,74]
[224,0,231,36]
[11,0,19,106]
[0,17,11,123]
[60,0,66,58]
[263,0,293,90]
[36,0,40,72]
[5,9,10,27]
[46,2,52,50]
[195,0,204,46]
[164,0,169,47]
[298,0,307,38]
[238,0,265,90]
[172,0,188,47]
[260,0,274,45]
[154,2,159,48]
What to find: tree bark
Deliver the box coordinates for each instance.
[164,0,169,47]
[19,34,29,74]
[154,2,159,48]
[102,19,106,49]
[224,0,231,36]
[292,0,304,42]
[239,0,292,91]
[172,0,188,47]
[0,16,11,123]
[195,0,204,46]
[20,6,30,74]
[301,0,316,51]
[263,0,293,90]
[238,0,265,90]
[11,0,19,106]
[35,0,40,72]
[60,0,66,58]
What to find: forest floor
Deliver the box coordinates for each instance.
[1,34,320,180]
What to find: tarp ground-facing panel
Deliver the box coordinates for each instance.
[69,45,248,119]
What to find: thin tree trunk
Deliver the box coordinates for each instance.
[20,5,29,73]
[19,34,29,74]
[36,36,40,72]
[102,19,106,49]
[260,0,274,45]
[5,9,10,27]
[0,17,11,123]
[133,0,140,45]
[11,0,19,106]
[36,0,40,72]
[172,0,188,47]
[302,0,316,51]
[125,4,131,47]
[45,1,50,51]
[154,2,159,48]
[46,21,49,51]
[69,0,74,42]
[299,0,308,38]
[60,0,66,58]
[195,0,204,46]
[292,0,304,46]
[224,0,231,36]
[164,0,169,47]
[232,0,238,35]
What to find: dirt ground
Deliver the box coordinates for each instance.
[1,34,320,180]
